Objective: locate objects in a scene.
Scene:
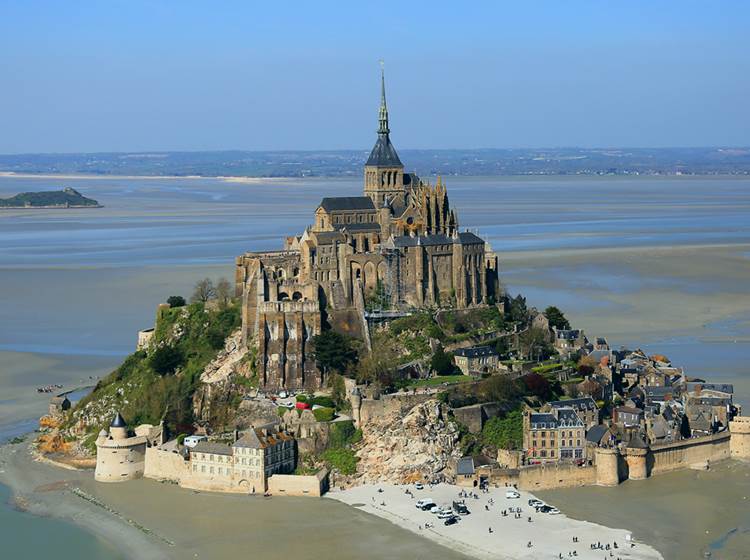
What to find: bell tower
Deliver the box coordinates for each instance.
[364,63,405,207]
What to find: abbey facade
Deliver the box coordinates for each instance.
[235,72,501,391]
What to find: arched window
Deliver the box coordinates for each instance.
[292,291,303,301]
[278,292,290,301]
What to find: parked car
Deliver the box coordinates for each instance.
[452,501,470,515]
[505,490,521,499]
[415,499,433,509]
[548,507,561,515]
[420,502,437,511]
[538,505,553,513]
[528,498,543,507]
[437,510,455,519]
[430,506,441,514]
[444,515,459,526]
[415,482,424,490]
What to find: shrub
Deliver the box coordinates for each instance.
[206,327,226,350]
[150,346,184,376]
[313,407,335,422]
[167,295,186,308]
[310,395,335,408]
[328,420,358,448]
[430,345,456,375]
[322,448,359,475]
[296,394,309,403]
[482,410,523,450]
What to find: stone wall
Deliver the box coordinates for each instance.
[649,432,730,476]
[267,469,329,497]
[357,392,435,425]
[453,401,513,434]
[95,439,147,482]
[730,416,750,459]
[518,463,597,491]
[143,447,189,482]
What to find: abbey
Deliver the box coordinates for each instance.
[235,71,501,391]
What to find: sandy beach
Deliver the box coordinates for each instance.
[329,483,663,560]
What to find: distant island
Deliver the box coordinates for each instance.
[0,187,101,208]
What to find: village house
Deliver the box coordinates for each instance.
[544,397,599,430]
[453,345,499,375]
[553,328,587,357]
[190,425,296,492]
[523,407,586,464]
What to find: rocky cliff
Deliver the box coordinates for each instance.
[353,399,461,484]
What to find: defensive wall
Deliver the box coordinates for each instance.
[267,469,329,497]
[354,392,436,426]
[649,432,730,476]
[143,447,189,482]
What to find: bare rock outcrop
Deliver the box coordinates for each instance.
[354,399,461,484]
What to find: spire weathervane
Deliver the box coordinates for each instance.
[378,60,390,135]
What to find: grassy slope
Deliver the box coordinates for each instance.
[67,302,240,451]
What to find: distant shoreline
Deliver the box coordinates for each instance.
[0,204,103,210]
[2,171,750,182]
[0,172,282,182]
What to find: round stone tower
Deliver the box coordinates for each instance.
[624,432,650,480]
[730,416,750,459]
[595,447,620,486]
[95,412,147,483]
[625,448,649,480]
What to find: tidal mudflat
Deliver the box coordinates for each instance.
[1,174,749,558]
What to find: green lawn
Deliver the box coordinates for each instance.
[531,362,562,373]
[405,374,472,388]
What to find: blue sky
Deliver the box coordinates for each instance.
[1,1,748,152]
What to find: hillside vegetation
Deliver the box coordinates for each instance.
[0,187,100,207]
[65,302,240,451]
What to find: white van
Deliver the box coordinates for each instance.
[183,435,207,448]
[505,489,521,499]
[416,499,434,509]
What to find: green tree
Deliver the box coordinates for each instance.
[680,414,692,439]
[430,344,456,376]
[312,330,358,375]
[328,371,347,409]
[518,327,553,360]
[149,346,184,376]
[356,333,400,387]
[544,306,571,330]
[482,410,523,450]
[508,295,529,324]
[167,295,186,308]
[478,375,521,402]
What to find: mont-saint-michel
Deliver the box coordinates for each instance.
[0,66,748,560]
[2,5,750,560]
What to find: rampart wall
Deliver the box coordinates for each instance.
[649,432,730,475]
[268,469,329,497]
[143,447,189,482]
[518,463,597,491]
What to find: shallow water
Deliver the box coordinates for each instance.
[1,174,749,558]
[0,482,122,560]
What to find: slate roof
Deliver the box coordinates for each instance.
[110,412,127,428]
[585,424,611,444]
[456,456,475,476]
[192,441,233,456]
[366,134,403,167]
[392,232,484,248]
[549,397,597,412]
[319,197,375,212]
[313,231,346,244]
[686,383,734,394]
[454,345,498,359]
[457,232,484,245]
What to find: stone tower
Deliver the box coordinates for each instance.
[95,412,147,483]
[595,447,621,486]
[730,416,750,459]
[364,65,405,208]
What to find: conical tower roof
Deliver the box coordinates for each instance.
[365,63,402,168]
[110,412,127,428]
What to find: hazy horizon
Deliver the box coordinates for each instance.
[2,1,748,153]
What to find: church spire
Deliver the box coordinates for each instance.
[378,60,389,135]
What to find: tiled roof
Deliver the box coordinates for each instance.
[319,197,376,212]
[454,345,498,358]
[549,397,597,412]
[192,441,233,456]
